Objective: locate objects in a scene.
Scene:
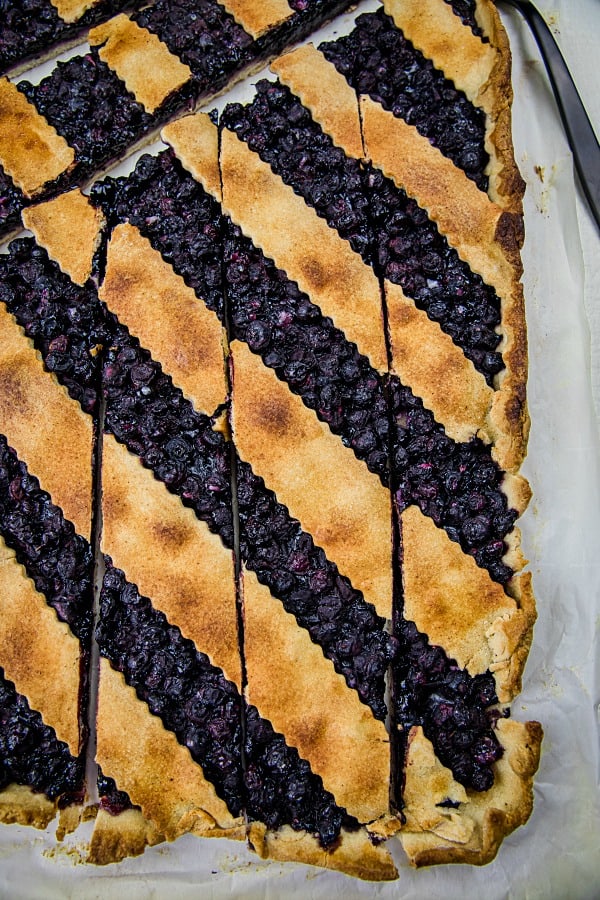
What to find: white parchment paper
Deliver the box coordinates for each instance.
[1,2,599,897]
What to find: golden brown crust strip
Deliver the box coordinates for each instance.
[0,78,74,196]
[385,281,494,443]
[0,308,93,540]
[99,223,228,417]
[89,16,192,114]
[243,567,392,823]
[23,191,104,287]
[163,115,222,202]
[249,822,398,881]
[50,0,100,23]
[0,541,81,755]
[95,660,244,844]
[220,0,293,38]
[102,434,242,689]
[270,45,364,160]
[401,506,534,702]
[231,340,392,619]
[400,720,542,866]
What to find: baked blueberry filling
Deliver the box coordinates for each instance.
[321,9,489,189]
[0,239,109,414]
[389,381,517,585]
[444,0,485,36]
[17,50,154,174]
[0,0,68,75]
[0,165,26,239]
[0,436,93,643]
[368,168,504,384]
[97,768,135,815]
[220,82,503,385]
[0,669,84,802]
[244,703,357,845]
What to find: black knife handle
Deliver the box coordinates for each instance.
[505,0,600,230]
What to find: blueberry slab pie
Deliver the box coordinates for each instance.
[0,0,542,882]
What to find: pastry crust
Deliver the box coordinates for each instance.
[242,566,392,823]
[399,720,542,866]
[89,16,192,114]
[231,340,392,618]
[23,190,104,286]
[95,659,245,846]
[220,0,293,39]
[270,44,364,161]
[385,281,494,443]
[248,822,398,882]
[162,115,223,202]
[0,307,93,539]
[0,783,58,830]
[88,808,164,865]
[101,434,242,689]
[100,222,228,417]
[50,0,100,24]
[0,542,81,755]
[0,78,74,196]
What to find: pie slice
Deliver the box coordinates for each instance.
[0,242,95,835]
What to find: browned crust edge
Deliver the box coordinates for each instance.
[248,822,399,882]
[476,0,529,474]
[0,783,58,830]
[400,719,543,867]
[88,808,165,865]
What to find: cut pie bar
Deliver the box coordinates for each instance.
[0,244,95,835]
[0,0,542,882]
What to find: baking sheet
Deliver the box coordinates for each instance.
[1,1,599,897]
